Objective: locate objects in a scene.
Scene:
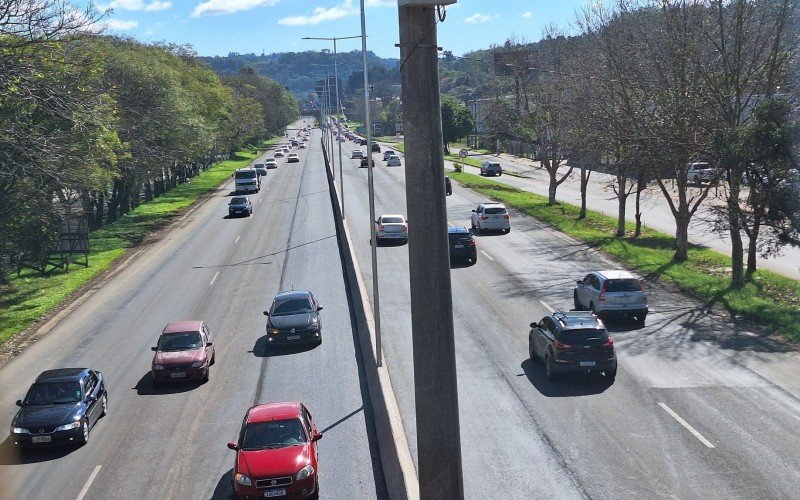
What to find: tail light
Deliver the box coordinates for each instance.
[554,340,573,350]
[401,224,408,231]
[481,215,489,220]
[377,225,384,231]
[638,281,648,302]
[603,337,615,348]
[598,281,607,301]
[503,214,510,219]
[468,240,476,247]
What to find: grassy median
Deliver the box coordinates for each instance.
[450,171,800,341]
[0,147,264,346]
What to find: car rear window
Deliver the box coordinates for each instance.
[559,329,608,344]
[604,279,641,292]
[382,216,404,224]
[253,163,264,168]
[231,197,247,204]
[487,162,500,168]
[484,207,506,214]
[449,233,472,243]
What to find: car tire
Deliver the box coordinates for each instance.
[210,353,216,366]
[100,393,108,417]
[471,221,476,230]
[498,172,502,176]
[310,480,320,500]
[504,228,511,234]
[152,374,161,387]
[78,418,90,446]
[573,291,583,311]
[605,368,617,381]
[636,314,647,326]
[202,368,209,383]
[476,224,481,234]
[590,302,598,316]
[545,354,556,381]
[528,339,535,360]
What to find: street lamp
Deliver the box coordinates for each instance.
[302,35,360,219]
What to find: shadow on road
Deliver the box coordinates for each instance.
[133,372,203,396]
[250,336,320,358]
[222,214,251,220]
[0,436,77,465]
[450,258,477,269]
[471,228,509,237]
[319,406,364,434]
[375,238,407,248]
[209,468,234,500]
[520,358,613,397]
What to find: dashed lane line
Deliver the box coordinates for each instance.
[75,465,102,500]
[209,271,220,287]
[480,250,494,261]
[539,300,555,313]
[658,402,715,448]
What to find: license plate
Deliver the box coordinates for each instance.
[287,335,300,340]
[454,244,464,248]
[170,372,187,378]
[32,436,51,443]
[389,234,401,238]
[580,361,596,367]
[264,489,286,497]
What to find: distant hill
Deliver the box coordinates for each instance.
[200,50,399,99]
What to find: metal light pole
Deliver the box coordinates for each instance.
[359,0,382,366]
[302,35,360,219]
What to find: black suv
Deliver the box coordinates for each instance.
[371,142,381,153]
[448,227,477,265]
[528,311,617,381]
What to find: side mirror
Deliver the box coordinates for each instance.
[471,209,476,213]
[530,322,538,328]
[263,311,270,316]
[206,342,213,347]
[227,442,238,450]
[86,395,97,402]
[16,400,23,407]
[576,280,583,285]
[316,306,323,311]
[151,346,158,351]
[312,432,323,442]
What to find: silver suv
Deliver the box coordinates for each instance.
[480,161,502,176]
[573,270,648,324]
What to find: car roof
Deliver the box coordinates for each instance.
[274,290,312,301]
[550,311,605,330]
[35,368,90,383]
[482,202,506,208]
[379,214,405,219]
[595,270,636,280]
[247,402,303,423]
[448,226,470,234]
[162,320,203,334]
[236,167,256,172]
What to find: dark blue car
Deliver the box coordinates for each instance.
[11,368,107,447]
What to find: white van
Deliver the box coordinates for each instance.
[233,168,260,194]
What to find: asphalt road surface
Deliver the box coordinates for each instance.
[0,126,387,500]
[339,138,800,499]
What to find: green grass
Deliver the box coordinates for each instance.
[0,145,265,346]
[449,172,800,340]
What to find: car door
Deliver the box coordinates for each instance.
[471,205,482,226]
[83,373,100,425]
[533,317,551,359]
[303,406,320,462]
[578,274,594,307]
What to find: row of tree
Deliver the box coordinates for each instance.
[0,0,298,282]
[448,0,798,287]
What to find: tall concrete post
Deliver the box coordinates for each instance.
[398,5,464,499]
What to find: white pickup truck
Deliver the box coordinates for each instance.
[686,162,718,186]
[233,168,260,194]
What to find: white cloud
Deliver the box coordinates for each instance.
[522,11,532,18]
[365,0,393,6]
[278,1,355,26]
[102,19,139,30]
[145,1,172,11]
[192,0,279,17]
[464,12,495,24]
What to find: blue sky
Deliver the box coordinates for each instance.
[96,0,587,58]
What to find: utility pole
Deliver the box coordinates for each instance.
[398,2,464,499]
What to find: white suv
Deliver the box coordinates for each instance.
[573,270,648,324]
[471,203,510,234]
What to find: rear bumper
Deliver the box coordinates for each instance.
[449,248,477,261]
[553,357,617,374]
[152,366,207,383]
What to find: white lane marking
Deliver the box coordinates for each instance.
[209,271,220,287]
[658,402,715,448]
[480,250,494,261]
[75,465,102,500]
[235,235,241,244]
[539,300,554,313]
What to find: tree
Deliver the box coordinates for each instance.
[440,96,474,153]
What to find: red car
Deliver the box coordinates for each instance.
[228,402,322,499]
[151,321,215,384]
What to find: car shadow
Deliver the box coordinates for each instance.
[223,214,251,220]
[250,336,320,357]
[471,229,507,237]
[603,318,648,333]
[376,239,407,248]
[209,468,235,500]
[0,436,77,465]
[133,372,202,396]
[519,358,613,397]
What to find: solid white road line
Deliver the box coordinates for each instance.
[235,235,241,244]
[447,221,454,227]
[75,465,101,500]
[539,300,554,313]
[658,402,715,448]
[209,271,220,287]
[480,250,494,261]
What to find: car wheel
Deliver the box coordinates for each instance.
[100,393,108,417]
[310,480,320,500]
[545,354,556,381]
[528,339,535,360]
[151,373,161,387]
[498,172,502,176]
[202,367,210,383]
[504,228,511,234]
[605,368,617,381]
[573,291,583,311]
[476,224,481,234]
[470,221,476,230]
[590,302,598,316]
[79,418,90,446]
[210,353,216,366]
[636,314,647,326]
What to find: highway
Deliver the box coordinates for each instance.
[0,126,387,500]
[339,138,800,498]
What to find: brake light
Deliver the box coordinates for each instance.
[481,215,489,220]
[503,214,509,219]
[638,281,648,302]
[401,224,408,230]
[468,240,476,247]
[599,281,607,301]
[604,337,615,348]
[377,225,384,231]
[554,340,573,350]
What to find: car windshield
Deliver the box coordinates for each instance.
[24,381,82,405]
[382,217,404,224]
[235,171,256,179]
[230,197,247,205]
[484,207,506,214]
[605,279,641,292]
[253,164,264,168]
[241,418,307,450]
[271,298,313,316]
[559,329,608,344]
[158,332,203,351]
[487,163,500,168]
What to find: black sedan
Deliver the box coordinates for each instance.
[264,290,323,346]
[11,368,107,447]
[228,196,253,217]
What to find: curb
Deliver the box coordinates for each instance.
[321,141,419,500]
